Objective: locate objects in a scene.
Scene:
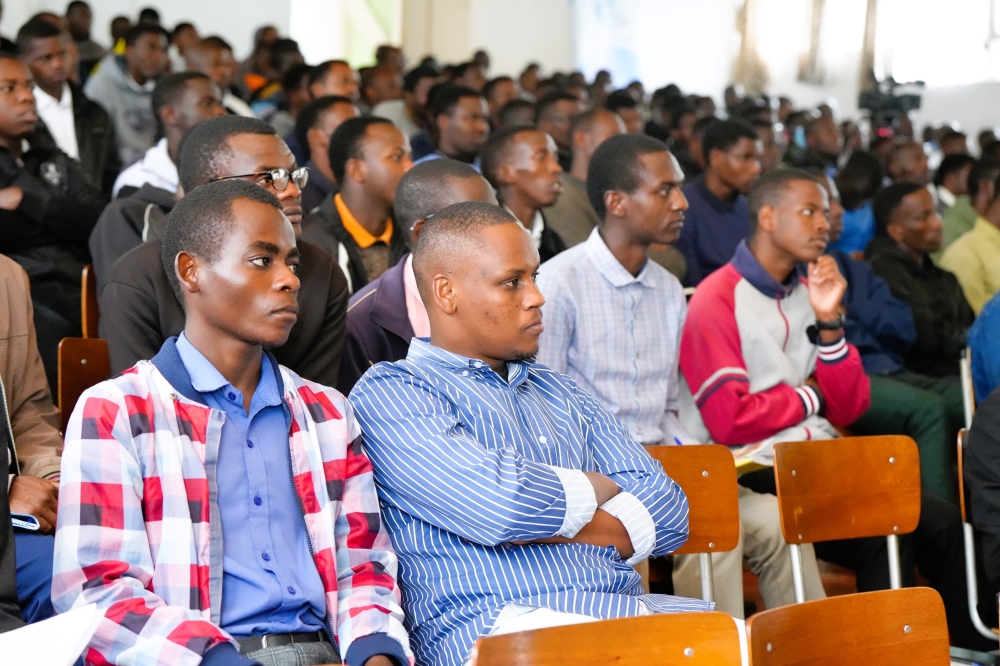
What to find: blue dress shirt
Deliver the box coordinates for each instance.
[675,174,751,287]
[175,333,328,638]
[969,292,1000,403]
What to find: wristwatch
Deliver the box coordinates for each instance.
[814,313,845,331]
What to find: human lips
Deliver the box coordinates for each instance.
[524,317,544,335]
[271,304,299,322]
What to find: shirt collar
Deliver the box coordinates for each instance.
[504,206,545,250]
[175,332,282,406]
[974,216,1000,246]
[406,338,531,388]
[582,226,656,288]
[938,185,957,208]
[335,193,393,248]
[693,173,741,215]
[34,83,71,109]
[730,240,806,297]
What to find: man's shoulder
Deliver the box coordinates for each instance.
[109,240,165,287]
[538,242,590,279]
[0,253,29,285]
[686,263,742,314]
[279,364,352,422]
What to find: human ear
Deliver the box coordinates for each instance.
[757,204,776,233]
[345,157,366,184]
[431,274,457,315]
[604,190,627,219]
[159,104,179,129]
[885,221,905,244]
[175,251,201,296]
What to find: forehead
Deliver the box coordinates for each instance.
[512,129,548,150]
[184,77,216,96]
[0,58,29,79]
[778,179,826,206]
[634,150,681,184]
[363,122,405,148]
[474,222,538,271]
[133,32,167,47]
[224,198,295,248]
[225,134,295,171]
[455,96,487,113]
[895,188,933,218]
[321,102,359,123]
[328,62,353,76]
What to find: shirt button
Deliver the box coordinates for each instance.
[287,586,296,595]
[262,552,270,562]
[462,370,469,377]
[254,496,262,506]
[247,440,254,448]
[539,436,548,444]
[227,392,236,401]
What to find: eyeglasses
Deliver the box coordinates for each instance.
[213,166,309,192]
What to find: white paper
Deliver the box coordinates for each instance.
[0,603,103,666]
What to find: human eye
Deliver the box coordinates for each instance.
[288,260,300,274]
[250,256,272,268]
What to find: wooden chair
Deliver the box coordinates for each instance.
[956,427,998,640]
[772,436,921,602]
[81,264,99,339]
[644,445,741,602]
[746,587,950,665]
[58,338,110,432]
[469,611,742,666]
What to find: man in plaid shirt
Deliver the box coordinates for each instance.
[52,179,411,666]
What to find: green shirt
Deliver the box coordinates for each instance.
[939,217,1000,314]
[933,194,978,263]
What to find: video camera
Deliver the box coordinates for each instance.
[858,74,924,130]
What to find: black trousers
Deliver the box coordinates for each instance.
[739,469,996,651]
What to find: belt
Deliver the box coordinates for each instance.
[237,630,330,654]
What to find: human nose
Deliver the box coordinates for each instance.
[525,278,545,309]
[672,188,689,211]
[277,262,301,293]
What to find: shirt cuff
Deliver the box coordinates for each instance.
[794,385,823,418]
[550,466,598,538]
[344,633,409,666]
[199,642,261,666]
[600,492,656,564]
[817,335,849,364]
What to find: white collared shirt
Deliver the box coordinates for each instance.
[34,83,79,159]
[504,205,545,250]
[111,138,178,197]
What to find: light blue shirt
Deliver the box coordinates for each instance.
[349,338,708,666]
[412,150,481,172]
[175,333,327,638]
[536,228,692,445]
[969,292,1000,403]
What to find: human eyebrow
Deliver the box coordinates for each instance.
[287,247,301,261]
[248,241,282,254]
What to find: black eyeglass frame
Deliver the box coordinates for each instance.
[212,166,310,191]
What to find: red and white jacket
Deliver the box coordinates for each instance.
[679,242,870,464]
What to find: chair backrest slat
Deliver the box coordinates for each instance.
[58,338,110,432]
[81,265,100,339]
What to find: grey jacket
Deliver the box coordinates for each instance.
[84,55,157,168]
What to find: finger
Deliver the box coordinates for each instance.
[35,516,55,535]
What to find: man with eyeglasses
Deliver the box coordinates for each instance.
[100,116,349,388]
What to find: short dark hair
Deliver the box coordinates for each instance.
[668,104,698,131]
[834,151,883,211]
[568,107,615,142]
[427,83,483,119]
[498,99,534,127]
[968,159,1000,201]
[137,7,161,24]
[535,91,578,120]
[403,64,439,93]
[604,89,638,112]
[482,76,513,101]
[66,1,89,13]
[308,60,349,87]
[124,24,168,48]
[171,22,195,41]
[200,35,232,52]
[702,118,758,161]
[747,168,820,232]
[394,159,484,230]
[151,72,208,135]
[15,16,61,55]
[295,95,353,162]
[873,181,925,234]
[269,38,301,71]
[451,61,480,80]
[177,115,277,193]
[327,116,394,184]
[161,179,283,304]
[281,63,311,94]
[692,116,719,140]
[480,124,539,189]
[587,133,670,219]
[934,153,976,187]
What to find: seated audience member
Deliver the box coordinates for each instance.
[101,116,348,387]
[294,96,359,212]
[939,130,969,155]
[969,291,1000,403]
[1,253,63,625]
[350,201,711,666]
[249,37,305,114]
[185,36,255,117]
[301,117,412,292]
[168,22,199,74]
[338,159,497,393]
[112,71,226,197]
[497,98,535,129]
[54,179,410,666]
[17,16,120,196]
[682,168,989,649]
[866,183,974,445]
[830,151,882,255]
[0,55,106,392]
[886,140,930,186]
[483,75,519,129]
[535,91,580,171]
[66,1,105,82]
[360,66,403,113]
[414,83,489,167]
[672,115,716,181]
[675,118,760,286]
[308,59,359,102]
[372,65,438,144]
[451,61,487,91]
[265,63,312,140]
[84,24,169,167]
[536,135,824,618]
[792,115,841,177]
[938,158,1000,261]
[543,107,623,248]
[940,171,1000,314]
[753,119,782,173]
[933,153,975,218]
[480,125,567,263]
[604,88,642,134]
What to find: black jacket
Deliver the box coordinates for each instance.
[0,375,25,633]
[338,256,414,394]
[866,234,975,376]
[100,239,349,387]
[88,184,176,295]
[537,212,567,263]
[69,83,121,197]
[300,194,408,294]
[965,388,1000,607]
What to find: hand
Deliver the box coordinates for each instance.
[807,255,847,321]
[362,657,396,666]
[0,186,23,211]
[583,472,620,505]
[8,476,59,534]
[513,509,635,559]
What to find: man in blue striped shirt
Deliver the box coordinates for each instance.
[350,201,710,666]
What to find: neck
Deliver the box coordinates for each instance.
[427,332,506,376]
[37,80,64,100]
[895,240,925,264]
[984,202,1000,228]
[703,170,738,205]
[340,186,390,236]
[128,66,149,86]
[183,321,263,413]
[313,154,335,185]
[747,235,797,284]
[0,135,22,157]
[438,138,473,163]
[569,151,589,182]
[598,223,648,276]
[503,191,538,232]
[165,128,182,164]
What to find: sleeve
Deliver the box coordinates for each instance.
[679,271,810,445]
[849,260,917,358]
[534,270,576,375]
[941,244,989,314]
[6,264,62,480]
[99,266,165,373]
[88,202,145,297]
[675,213,701,287]
[335,405,412,666]
[337,312,375,396]
[296,260,349,388]
[34,154,108,246]
[967,392,1000,592]
[349,366,588,545]
[812,336,871,426]
[51,385,236,665]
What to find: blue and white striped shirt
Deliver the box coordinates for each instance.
[350,339,710,666]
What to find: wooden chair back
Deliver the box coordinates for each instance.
[81,264,99,339]
[958,428,971,523]
[773,436,921,544]
[58,338,110,432]
[746,587,950,665]
[469,612,742,666]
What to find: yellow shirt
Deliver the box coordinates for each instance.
[334,194,393,248]
[939,216,1000,314]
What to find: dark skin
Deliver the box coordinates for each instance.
[223,134,305,234]
[19,35,67,100]
[161,78,227,164]
[537,98,580,152]
[569,110,623,182]
[615,107,643,134]
[306,102,359,182]
[125,32,168,85]
[888,142,930,185]
[495,129,562,231]
[885,188,944,262]
[423,222,629,556]
[704,136,761,204]
[363,68,402,108]
[0,59,40,211]
[942,163,972,198]
[185,43,237,91]
[340,123,413,236]
[486,78,518,128]
[66,3,92,41]
[437,95,490,162]
[806,116,842,160]
[310,62,359,102]
[405,175,497,247]
[757,124,782,173]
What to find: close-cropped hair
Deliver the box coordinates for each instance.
[702,118,759,161]
[15,16,62,55]
[404,64,439,93]
[295,96,354,163]
[427,83,483,119]
[968,159,1000,201]
[161,179,284,303]
[834,151,884,211]
[873,181,926,234]
[479,124,539,189]
[482,76,513,100]
[200,35,232,52]
[177,115,277,193]
[124,24,169,48]
[393,159,483,230]
[604,89,638,112]
[586,133,670,220]
[747,167,821,232]
[535,91,578,120]
[152,72,208,122]
[933,153,975,188]
[327,116,394,184]
[308,60,350,87]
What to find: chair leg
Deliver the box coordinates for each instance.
[962,522,999,641]
[790,543,805,603]
[699,552,715,603]
[887,534,901,590]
